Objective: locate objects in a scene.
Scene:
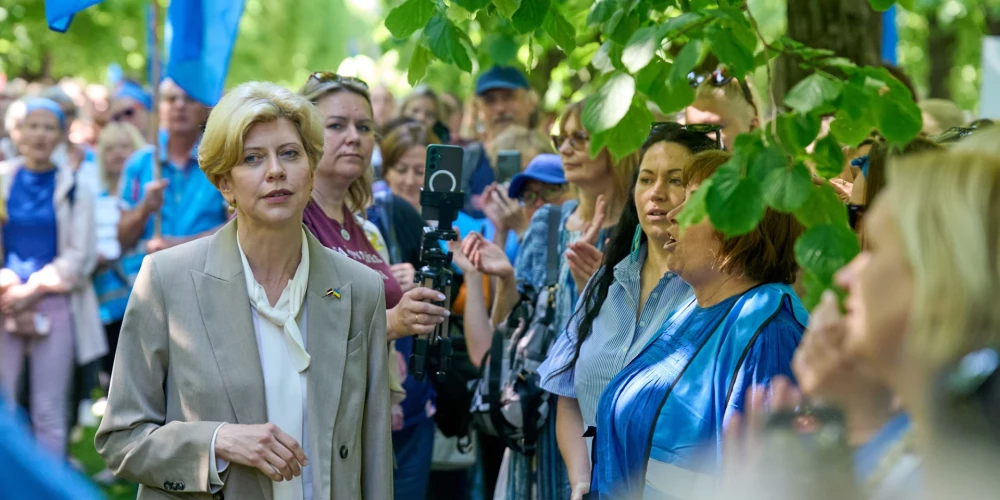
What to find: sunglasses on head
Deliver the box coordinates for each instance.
[649,121,724,149]
[688,70,757,114]
[308,71,370,90]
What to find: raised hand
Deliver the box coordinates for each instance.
[461,232,514,279]
[566,241,602,294]
[483,183,529,235]
[580,194,607,246]
[214,423,308,482]
[390,263,418,293]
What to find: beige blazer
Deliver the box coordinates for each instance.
[0,158,106,364]
[95,220,392,499]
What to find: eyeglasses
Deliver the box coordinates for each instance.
[308,71,370,90]
[520,185,567,205]
[649,121,724,149]
[848,203,865,230]
[688,69,757,114]
[551,131,590,152]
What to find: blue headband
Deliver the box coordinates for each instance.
[25,98,66,130]
[114,82,153,110]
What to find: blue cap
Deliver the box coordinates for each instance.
[508,154,566,199]
[25,98,66,130]
[114,81,153,110]
[476,66,530,96]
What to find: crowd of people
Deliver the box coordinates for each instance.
[0,59,998,500]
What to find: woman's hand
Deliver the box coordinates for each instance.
[214,423,308,482]
[1,283,41,315]
[386,287,451,341]
[390,263,418,293]
[566,241,602,294]
[461,232,514,279]
[793,291,857,404]
[0,268,21,291]
[571,482,590,500]
[722,377,802,479]
[482,183,529,235]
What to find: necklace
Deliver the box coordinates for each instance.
[341,228,351,241]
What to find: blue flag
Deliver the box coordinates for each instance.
[45,0,103,32]
[166,0,245,106]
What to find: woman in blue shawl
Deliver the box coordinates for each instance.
[591,150,809,499]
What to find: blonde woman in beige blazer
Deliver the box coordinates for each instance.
[0,98,105,458]
[96,82,392,500]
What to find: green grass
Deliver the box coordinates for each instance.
[69,425,138,500]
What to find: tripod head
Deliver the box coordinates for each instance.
[409,144,465,382]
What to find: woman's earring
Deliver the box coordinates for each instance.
[630,224,642,262]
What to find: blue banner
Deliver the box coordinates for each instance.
[45,0,103,32]
[165,0,246,106]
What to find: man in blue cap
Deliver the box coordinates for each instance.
[110,80,155,140]
[461,65,537,218]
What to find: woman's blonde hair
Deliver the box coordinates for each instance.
[199,82,324,190]
[298,74,374,213]
[486,124,555,168]
[560,101,639,218]
[96,121,146,194]
[886,151,1000,367]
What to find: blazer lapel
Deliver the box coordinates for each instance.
[304,231,352,498]
[190,221,272,499]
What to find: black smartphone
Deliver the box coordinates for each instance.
[422,144,465,225]
[496,150,522,185]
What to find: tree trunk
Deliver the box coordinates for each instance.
[927,14,956,99]
[777,0,882,106]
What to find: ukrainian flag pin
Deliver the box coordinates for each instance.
[325,288,341,299]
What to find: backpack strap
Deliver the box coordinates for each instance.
[544,204,562,287]
[486,330,508,444]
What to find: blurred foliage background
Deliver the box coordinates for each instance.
[0,0,995,113]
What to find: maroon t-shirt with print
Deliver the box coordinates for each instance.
[302,200,403,309]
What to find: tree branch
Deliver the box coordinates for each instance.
[745,2,776,140]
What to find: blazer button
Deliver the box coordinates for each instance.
[177,481,185,491]
[163,481,171,490]
[213,494,225,500]
[339,446,349,459]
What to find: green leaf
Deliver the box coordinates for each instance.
[705,159,767,236]
[590,97,655,161]
[868,0,896,12]
[542,9,576,53]
[830,81,875,147]
[453,0,492,11]
[385,0,437,39]
[812,134,846,179]
[485,33,519,65]
[764,161,813,212]
[776,112,821,154]
[587,0,617,27]
[800,269,830,310]
[794,184,848,229]
[511,0,550,34]
[670,39,705,80]
[861,68,922,146]
[784,73,843,114]
[425,14,473,72]
[407,43,433,86]
[749,145,788,184]
[494,0,521,18]
[622,25,662,73]
[609,10,642,45]
[795,224,860,279]
[661,12,706,36]
[592,41,620,74]
[677,177,713,229]
[582,72,637,134]
[706,23,757,77]
[638,58,696,114]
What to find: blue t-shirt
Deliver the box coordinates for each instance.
[119,132,228,284]
[3,168,58,282]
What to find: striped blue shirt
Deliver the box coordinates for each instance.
[537,244,693,427]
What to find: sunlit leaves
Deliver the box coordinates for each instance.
[511,0,549,34]
[425,14,472,72]
[385,0,436,39]
[677,177,712,228]
[795,224,860,281]
[776,112,820,154]
[407,42,433,85]
[812,135,846,179]
[493,0,521,19]
[452,0,492,11]
[622,25,661,73]
[706,22,756,77]
[794,184,849,229]
[590,97,654,160]
[581,72,635,134]
[705,158,767,236]
[542,9,576,53]
[784,72,843,114]
[764,161,813,213]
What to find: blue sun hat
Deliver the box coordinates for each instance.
[24,98,66,130]
[508,154,566,199]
